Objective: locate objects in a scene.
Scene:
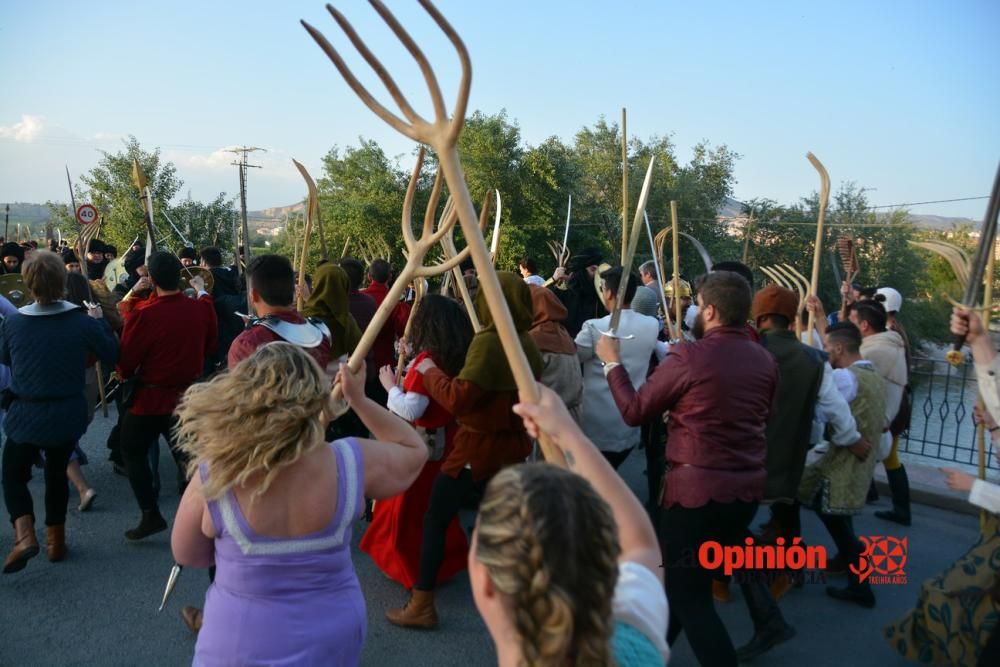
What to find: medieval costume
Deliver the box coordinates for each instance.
[360,349,468,589]
[1,299,118,572]
[117,288,218,540]
[576,303,659,469]
[228,312,331,370]
[302,264,363,362]
[178,246,200,267]
[85,240,108,281]
[527,285,583,423]
[386,272,542,629]
[61,250,81,273]
[552,247,608,337]
[604,321,779,666]
[303,264,366,439]
[205,263,244,371]
[800,359,885,607]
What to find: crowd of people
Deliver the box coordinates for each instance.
[0,235,998,666]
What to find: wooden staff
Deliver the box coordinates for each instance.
[806,152,830,345]
[75,221,108,417]
[395,278,427,385]
[302,0,569,464]
[977,237,995,529]
[341,235,351,258]
[292,159,318,312]
[621,107,628,264]
[441,196,488,333]
[670,201,682,342]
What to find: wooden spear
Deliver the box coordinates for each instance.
[806,153,830,345]
[621,107,628,264]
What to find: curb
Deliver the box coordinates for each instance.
[873,462,979,517]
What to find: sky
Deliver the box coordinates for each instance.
[1,0,998,219]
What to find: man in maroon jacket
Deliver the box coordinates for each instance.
[117,251,218,541]
[596,270,781,667]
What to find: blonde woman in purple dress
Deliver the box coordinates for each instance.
[170,343,427,666]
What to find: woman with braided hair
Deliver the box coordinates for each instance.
[470,383,669,666]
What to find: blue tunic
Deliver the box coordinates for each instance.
[0,303,118,447]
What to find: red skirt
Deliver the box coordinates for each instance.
[359,457,469,589]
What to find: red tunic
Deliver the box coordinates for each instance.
[117,292,219,415]
[227,310,332,370]
[359,351,468,589]
[359,281,411,369]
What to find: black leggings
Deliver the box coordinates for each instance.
[2,439,74,526]
[659,500,759,667]
[817,512,863,585]
[416,470,482,591]
[120,413,186,512]
[642,420,665,508]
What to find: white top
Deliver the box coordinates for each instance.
[576,310,660,452]
[975,355,1000,426]
[386,386,430,423]
[969,478,1000,513]
[815,362,861,446]
[523,274,546,286]
[613,561,670,663]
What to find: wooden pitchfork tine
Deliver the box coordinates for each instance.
[326,148,470,415]
[302,0,566,465]
[440,194,491,333]
[771,264,808,342]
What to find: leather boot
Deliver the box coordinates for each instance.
[3,516,40,574]
[736,578,796,661]
[46,525,66,562]
[181,606,204,633]
[125,509,167,541]
[385,589,438,629]
[875,466,911,526]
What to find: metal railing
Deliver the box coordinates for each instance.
[900,354,998,471]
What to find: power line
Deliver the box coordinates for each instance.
[867,196,988,210]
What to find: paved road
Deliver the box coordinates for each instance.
[0,407,985,666]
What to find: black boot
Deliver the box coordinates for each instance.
[865,479,879,504]
[125,509,167,541]
[826,581,876,608]
[735,578,796,662]
[874,466,911,526]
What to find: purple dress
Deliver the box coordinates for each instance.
[195,438,367,666]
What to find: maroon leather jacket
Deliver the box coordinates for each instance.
[607,325,777,508]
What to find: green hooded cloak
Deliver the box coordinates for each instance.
[301,263,362,359]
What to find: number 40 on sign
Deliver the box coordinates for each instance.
[76,204,98,225]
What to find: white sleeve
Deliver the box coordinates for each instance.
[831,367,858,403]
[975,356,1000,426]
[386,386,430,423]
[816,364,861,446]
[612,561,670,663]
[575,322,595,362]
[969,479,1000,514]
[654,340,669,362]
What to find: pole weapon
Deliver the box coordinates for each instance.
[805,153,830,346]
[642,211,670,331]
[561,194,572,260]
[679,231,714,275]
[621,107,628,264]
[292,159,318,312]
[159,208,193,248]
[489,190,501,265]
[303,0,570,465]
[948,161,1000,365]
[601,157,656,338]
[158,564,183,612]
[670,201,683,342]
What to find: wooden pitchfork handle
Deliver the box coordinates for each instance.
[302,0,566,466]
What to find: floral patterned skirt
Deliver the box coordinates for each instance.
[884,512,1000,665]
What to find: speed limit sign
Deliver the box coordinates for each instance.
[76,204,98,225]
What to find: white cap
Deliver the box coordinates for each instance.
[875,287,902,313]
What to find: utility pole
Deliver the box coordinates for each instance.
[4,204,8,242]
[227,146,265,313]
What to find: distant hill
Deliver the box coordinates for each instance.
[718,196,976,231]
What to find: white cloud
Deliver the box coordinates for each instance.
[0,114,44,142]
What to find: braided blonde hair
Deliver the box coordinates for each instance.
[175,342,334,501]
[475,464,621,666]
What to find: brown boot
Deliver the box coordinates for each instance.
[3,516,40,574]
[46,525,66,562]
[181,606,204,633]
[385,589,438,629]
[712,579,731,603]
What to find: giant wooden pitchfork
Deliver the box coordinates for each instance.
[303,0,565,464]
[327,148,472,413]
[759,264,810,342]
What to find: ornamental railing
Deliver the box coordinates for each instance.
[900,354,998,471]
